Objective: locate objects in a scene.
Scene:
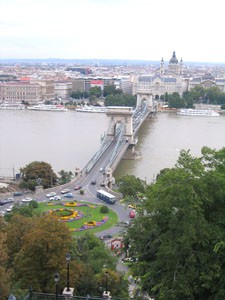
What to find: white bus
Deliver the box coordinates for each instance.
[96,190,117,204]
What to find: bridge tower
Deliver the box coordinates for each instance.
[136,85,154,111]
[106,106,134,143]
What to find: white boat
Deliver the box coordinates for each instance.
[75,105,108,113]
[0,103,25,110]
[177,108,220,117]
[27,104,68,112]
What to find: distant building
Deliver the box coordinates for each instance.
[133,51,186,99]
[189,73,225,92]
[0,81,42,103]
[54,81,72,99]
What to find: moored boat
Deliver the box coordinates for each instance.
[177,108,220,117]
[27,104,68,112]
[0,103,25,110]
[75,105,108,113]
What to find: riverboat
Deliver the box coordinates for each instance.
[0,103,25,110]
[75,105,108,113]
[27,104,68,112]
[177,108,220,117]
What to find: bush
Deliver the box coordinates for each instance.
[100,205,109,213]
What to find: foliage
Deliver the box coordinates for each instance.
[168,92,185,108]
[116,175,145,197]
[19,161,58,190]
[105,94,136,107]
[58,170,74,184]
[100,205,109,213]
[89,86,102,98]
[0,220,10,299]
[163,85,225,108]
[127,147,225,299]
[103,85,123,97]
[6,215,73,293]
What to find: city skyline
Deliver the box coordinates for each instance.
[1,0,225,63]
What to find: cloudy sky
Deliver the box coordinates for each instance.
[0,0,225,63]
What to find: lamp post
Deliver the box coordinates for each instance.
[66,252,71,292]
[105,271,109,293]
[98,284,103,298]
[54,273,60,300]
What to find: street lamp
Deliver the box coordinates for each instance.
[105,271,109,293]
[66,252,71,292]
[54,273,60,300]
[98,284,103,298]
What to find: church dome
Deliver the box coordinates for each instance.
[169,51,178,64]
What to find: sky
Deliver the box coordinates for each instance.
[0,0,225,63]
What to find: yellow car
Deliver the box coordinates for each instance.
[128,204,136,209]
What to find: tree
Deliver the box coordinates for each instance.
[58,170,74,184]
[105,94,136,107]
[19,161,58,190]
[0,219,10,299]
[168,92,185,108]
[127,147,225,299]
[89,86,102,98]
[103,85,122,97]
[10,215,73,293]
[116,175,145,198]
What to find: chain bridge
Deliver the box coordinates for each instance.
[77,91,156,188]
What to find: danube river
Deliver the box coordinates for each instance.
[1,109,225,183]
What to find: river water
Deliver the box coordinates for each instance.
[0,110,225,183]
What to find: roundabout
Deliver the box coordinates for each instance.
[42,201,115,234]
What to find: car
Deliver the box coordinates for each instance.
[99,167,103,172]
[4,198,14,204]
[100,233,113,240]
[63,192,74,198]
[21,197,33,203]
[74,185,82,190]
[91,179,96,185]
[46,192,57,198]
[0,199,8,205]
[6,205,14,212]
[54,195,61,201]
[61,189,70,194]
[128,204,137,210]
[13,191,23,196]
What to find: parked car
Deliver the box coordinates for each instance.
[21,197,33,203]
[4,198,14,204]
[63,192,74,198]
[100,233,112,240]
[13,191,23,196]
[74,185,82,190]
[46,192,56,198]
[6,205,14,212]
[61,189,70,194]
[54,195,61,201]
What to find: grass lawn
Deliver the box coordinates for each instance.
[36,200,118,236]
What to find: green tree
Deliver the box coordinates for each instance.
[19,161,58,190]
[0,220,10,299]
[168,92,185,108]
[89,86,102,98]
[127,147,225,299]
[105,94,136,107]
[58,170,74,184]
[103,85,123,97]
[116,175,145,198]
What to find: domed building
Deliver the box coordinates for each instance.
[161,51,183,75]
[133,52,186,100]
